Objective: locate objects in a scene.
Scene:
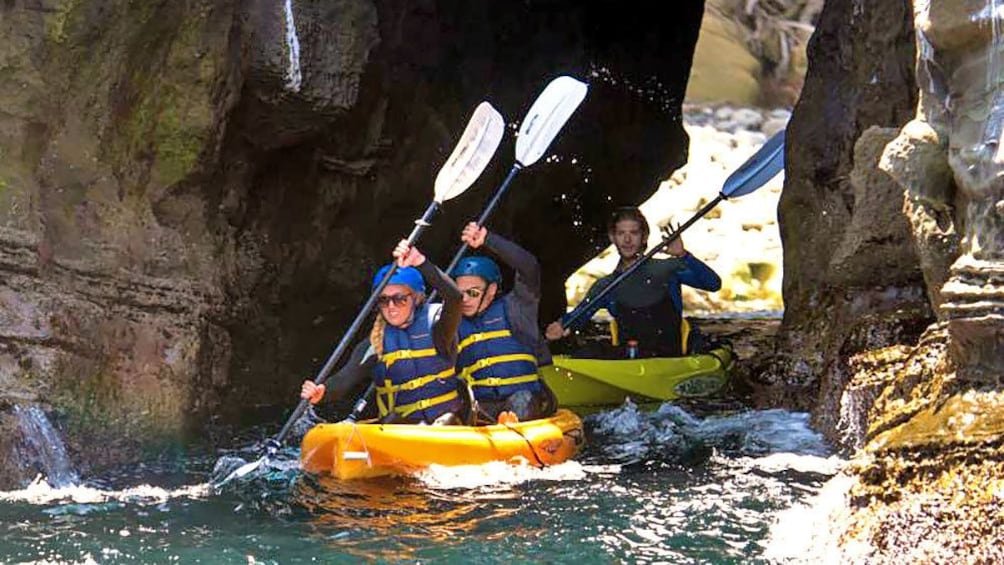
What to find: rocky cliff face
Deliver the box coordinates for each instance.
[759,0,931,417]
[0,0,705,484]
[771,0,1004,559]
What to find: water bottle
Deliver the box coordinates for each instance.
[626,339,639,359]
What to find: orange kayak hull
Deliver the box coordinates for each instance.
[300,409,585,480]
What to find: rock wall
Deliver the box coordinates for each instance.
[809,1,1004,559]
[762,0,931,418]
[771,0,999,557]
[1,0,241,482]
[0,0,706,484]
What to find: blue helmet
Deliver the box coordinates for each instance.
[372,264,425,294]
[450,256,501,284]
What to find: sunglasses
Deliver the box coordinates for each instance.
[377,293,412,308]
[461,287,487,299]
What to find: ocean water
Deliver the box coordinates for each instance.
[0,401,841,564]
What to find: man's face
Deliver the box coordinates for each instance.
[456,275,497,317]
[609,219,645,258]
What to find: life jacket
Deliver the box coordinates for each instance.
[372,303,461,422]
[614,290,684,358]
[611,316,693,354]
[456,298,542,401]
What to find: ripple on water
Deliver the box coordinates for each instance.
[0,403,844,563]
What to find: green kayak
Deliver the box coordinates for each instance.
[540,346,735,408]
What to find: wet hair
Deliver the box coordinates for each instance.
[607,206,650,239]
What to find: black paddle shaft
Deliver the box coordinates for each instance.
[270,201,442,449]
[428,164,523,302]
[561,195,724,329]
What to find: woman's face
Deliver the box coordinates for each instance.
[378,284,417,327]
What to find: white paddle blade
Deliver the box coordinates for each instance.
[434,102,505,202]
[215,457,263,487]
[514,75,589,167]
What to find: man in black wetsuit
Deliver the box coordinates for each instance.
[546,207,721,358]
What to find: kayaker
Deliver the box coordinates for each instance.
[300,238,467,425]
[449,222,556,423]
[545,206,721,358]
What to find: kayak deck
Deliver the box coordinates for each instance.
[540,346,734,408]
[300,409,584,480]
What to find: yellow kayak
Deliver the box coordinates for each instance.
[300,409,585,480]
[540,346,734,408]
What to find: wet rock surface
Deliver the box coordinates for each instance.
[772,0,1004,560]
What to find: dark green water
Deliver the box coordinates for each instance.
[0,404,840,564]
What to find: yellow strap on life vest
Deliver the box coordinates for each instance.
[375,369,457,416]
[609,318,620,347]
[392,389,460,419]
[467,373,540,388]
[459,353,537,380]
[375,368,456,394]
[681,318,691,355]
[457,329,512,353]
[380,347,437,368]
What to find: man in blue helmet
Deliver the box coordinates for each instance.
[449,222,555,423]
[300,238,467,425]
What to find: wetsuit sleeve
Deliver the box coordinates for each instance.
[485,233,553,364]
[675,253,722,291]
[560,275,615,330]
[325,339,376,400]
[484,232,541,305]
[418,260,462,359]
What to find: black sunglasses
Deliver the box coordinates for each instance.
[462,287,487,299]
[377,293,412,308]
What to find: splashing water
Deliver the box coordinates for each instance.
[283,0,302,92]
[587,399,833,464]
[762,473,863,563]
[12,404,79,488]
[415,460,594,491]
[0,475,209,507]
[0,404,842,562]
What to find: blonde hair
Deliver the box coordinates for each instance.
[369,315,387,357]
[370,293,425,357]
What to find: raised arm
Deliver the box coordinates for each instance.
[484,231,541,304]
[418,260,462,359]
[675,253,722,292]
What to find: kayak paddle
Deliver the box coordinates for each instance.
[561,128,786,329]
[429,75,589,301]
[211,102,506,488]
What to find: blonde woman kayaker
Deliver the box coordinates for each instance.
[300,239,466,425]
[449,222,556,424]
[545,207,721,358]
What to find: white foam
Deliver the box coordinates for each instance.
[415,459,597,490]
[0,475,209,505]
[762,473,872,563]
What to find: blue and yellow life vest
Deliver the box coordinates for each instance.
[456,299,542,400]
[372,303,461,422]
